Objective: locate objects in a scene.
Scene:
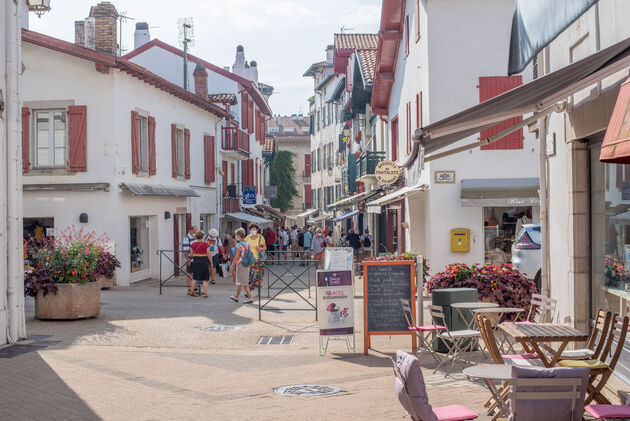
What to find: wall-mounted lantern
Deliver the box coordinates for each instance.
[164,211,171,220]
[28,0,52,18]
[79,213,88,223]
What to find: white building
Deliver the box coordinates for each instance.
[123,32,274,234]
[21,25,228,286]
[369,0,539,276]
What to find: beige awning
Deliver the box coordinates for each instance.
[296,209,318,218]
[366,184,427,207]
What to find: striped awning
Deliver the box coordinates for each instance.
[120,182,199,197]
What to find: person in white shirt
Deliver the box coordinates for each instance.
[281,227,289,252]
[205,228,221,284]
[290,226,299,258]
[182,225,198,291]
[360,228,372,260]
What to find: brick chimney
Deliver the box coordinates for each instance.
[75,2,118,54]
[193,61,208,99]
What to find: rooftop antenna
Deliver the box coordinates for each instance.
[178,17,195,91]
[340,26,355,34]
[118,11,135,56]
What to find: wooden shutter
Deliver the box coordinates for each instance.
[479,76,524,150]
[222,160,228,194]
[248,100,254,134]
[415,0,420,42]
[416,92,422,128]
[171,124,177,178]
[404,15,410,57]
[617,164,623,189]
[186,213,192,230]
[22,107,30,173]
[304,184,311,207]
[406,102,411,154]
[305,154,311,174]
[67,105,87,172]
[148,116,156,175]
[241,160,247,185]
[131,111,140,174]
[241,93,248,130]
[184,129,191,179]
[249,159,254,187]
[204,135,215,183]
[391,116,399,161]
[173,214,180,275]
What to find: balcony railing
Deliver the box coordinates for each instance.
[357,151,386,178]
[222,126,250,154]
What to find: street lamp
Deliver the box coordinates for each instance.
[342,124,351,138]
[29,0,51,18]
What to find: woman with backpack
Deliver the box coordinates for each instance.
[230,228,254,303]
[245,223,267,297]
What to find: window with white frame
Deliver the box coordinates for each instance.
[176,127,185,177]
[34,109,67,168]
[138,115,149,172]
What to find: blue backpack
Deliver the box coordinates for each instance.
[239,242,256,267]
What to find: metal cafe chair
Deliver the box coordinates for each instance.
[400,299,444,363]
[558,314,630,405]
[526,293,558,323]
[429,305,481,377]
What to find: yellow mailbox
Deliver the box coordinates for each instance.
[450,228,470,252]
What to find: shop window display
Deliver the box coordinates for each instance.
[130,216,150,272]
[483,206,535,264]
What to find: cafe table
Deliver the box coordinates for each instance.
[451,302,500,330]
[498,323,588,367]
[463,364,512,421]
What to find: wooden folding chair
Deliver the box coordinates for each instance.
[429,305,481,377]
[560,309,612,360]
[559,314,630,405]
[476,315,540,366]
[400,299,444,363]
[526,293,558,323]
[502,377,584,421]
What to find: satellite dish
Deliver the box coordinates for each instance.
[177,17,195,49]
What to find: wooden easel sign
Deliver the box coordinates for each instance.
[363,260,416,354]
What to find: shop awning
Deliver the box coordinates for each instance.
[225,212,271,224]
[307,213,332,224]
[366,184,427,208]
[600,77,630,164]
[296,209,318,218]
[327,189,383,210]
[23,182,110,191]
[256,204,284,220]
[409,36,630,164]
[460,178,540,207]
[333,209,359,223]
[120,182,200,197]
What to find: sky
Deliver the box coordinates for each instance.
[29,0,382,116]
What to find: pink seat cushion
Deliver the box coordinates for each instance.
[432,405,478,421]
[585,404,630,419]
[501,353,539,360]
[409,325,446,332]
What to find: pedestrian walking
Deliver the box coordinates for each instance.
[205,228,220,284]
[338,229,346,247]
[346,228,362,270]
[230,228,254,304]
[246,223,266,296]
[325,230,334,247]
[311,228,326,267]
[281,227,289,252]
[291,225,299,258]
[182,225,198,292]
[264,227,276,262]
[360,228,372,260]
[188,231,212,298]
[219,236,231,278]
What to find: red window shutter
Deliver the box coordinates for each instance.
[479,76,524,150]
[406,102,411,154]
[248,100,254,134]
[148,116,156,175]
[222,160,228,194]
[249,159,254,187]
[305,154,311,174]
[204,135,215,183]
[617,164,623,189]
[22,107,30,173]
[173,214,180,274]
[304,184,311,206]
[67,105,87,172]
[391,116,399,161]
[131,111,140,174]
[625,164,630,183]
[171,124,177,178]
[241,93,248,129]
[186,213,192,230]
[416,92,422,128]
[184,129,191,179]
[415,0,420,42]
[405,15,410,57]
[241,160,247,185]
[231,163,235,184]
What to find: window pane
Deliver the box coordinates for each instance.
[36,111,50,167]
[53,112,66,167]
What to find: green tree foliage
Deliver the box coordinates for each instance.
[269,150,298,212]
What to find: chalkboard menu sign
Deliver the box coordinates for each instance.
[363,260,416,354]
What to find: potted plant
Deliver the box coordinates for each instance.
[95,251,121,289]
[25,227,113,319]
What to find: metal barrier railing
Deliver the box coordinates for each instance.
[258,251,318,321]
[157,249,194,295]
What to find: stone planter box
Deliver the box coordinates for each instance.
[35,282,101,320]
[98,275,115,289]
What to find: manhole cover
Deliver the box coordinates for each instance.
[274,384,345,397]
[199,325,239,332]
[258,336,294,345]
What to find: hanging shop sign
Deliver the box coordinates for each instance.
[264,185,278,199]
[242,186,256,204]
[374,160,401,186]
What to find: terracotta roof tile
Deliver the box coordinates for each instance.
[334,33,378,50]
[267,115,310,137]
[263,136,275,153]
[357,49,377,84]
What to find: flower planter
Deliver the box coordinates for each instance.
[35,282,101,320]
[98,275,115,289]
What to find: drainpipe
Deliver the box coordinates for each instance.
[6,0,26,342]
[539,114,550,299]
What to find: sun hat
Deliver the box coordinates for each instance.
[209,228,219,237]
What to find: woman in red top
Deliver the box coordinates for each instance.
[189,231,212,298]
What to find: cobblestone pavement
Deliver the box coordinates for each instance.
[0,273,494,421]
